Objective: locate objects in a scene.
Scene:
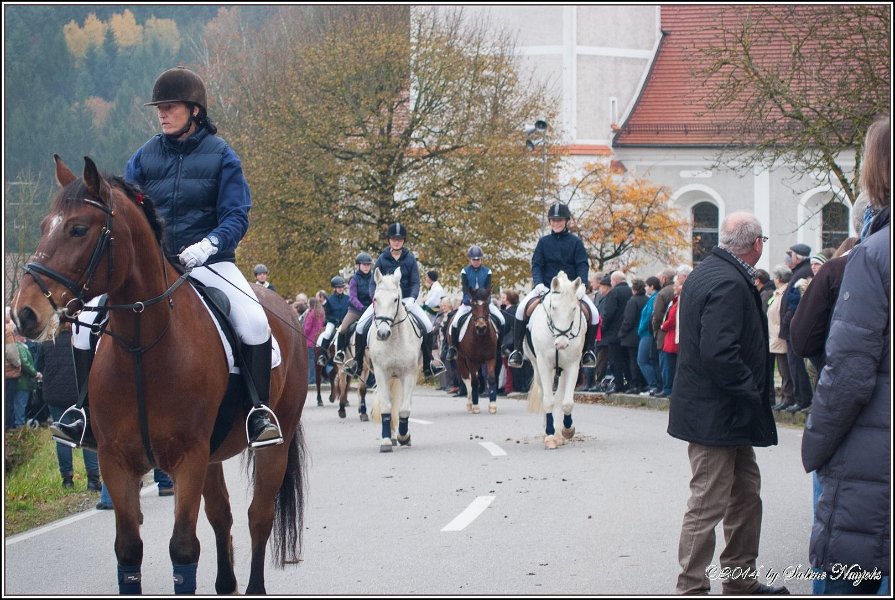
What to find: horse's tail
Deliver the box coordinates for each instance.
[527,364,543,413]
[271,422,307,567]
[371,390,381,422]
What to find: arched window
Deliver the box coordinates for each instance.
[692,201,719,264]
[821,201,849,250]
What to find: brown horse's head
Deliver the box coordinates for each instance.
[12,155,161,341]
[470,287,493,335]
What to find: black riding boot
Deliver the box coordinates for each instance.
[507,318,527,368]
[422,331,445,377]
[50,347,98,451]
[444,326,460,361]
[581,322,598,368]
[345,330,366,378]
[241,338,283,448]
[333,331,349,364]
[315,329,332,367]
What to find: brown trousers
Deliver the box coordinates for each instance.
[676,443,763,594]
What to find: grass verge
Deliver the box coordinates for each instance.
[4,426,98,536]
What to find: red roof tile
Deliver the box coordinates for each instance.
[614,5,878,146]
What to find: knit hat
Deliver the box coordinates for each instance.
[426,270,438,282]
[600,274,612,286]
[810,252,827,266]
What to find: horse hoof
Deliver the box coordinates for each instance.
[544,435,557,450]
[316,400,323,407]
[466,402,473,413]
[391,438,397,446]
[338,408,346,419]
[329,396,335,403]
[555,434,566,447]
[397,434,411,446]
[488,403,497,414]
[359,412,369,422]
[562,426,575,440]
[472,405,481,414]
[379,439,393,453]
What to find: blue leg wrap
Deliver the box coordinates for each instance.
[117,564,142,595]
[545,413,555,435]
[173,562,198,595]
[563,413,573,429]
[381,414,392,439]
[398,417,409,437]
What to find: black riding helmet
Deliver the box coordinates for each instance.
[387,223,407,240]
[467,245,484,259]
[547,202,572,220]
[355,252,373,265]
[331,276,346,288]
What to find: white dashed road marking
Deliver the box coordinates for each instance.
[478,441,507,456]
[441,495,496,532]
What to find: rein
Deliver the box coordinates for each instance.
[543,291,585,393]
[373,294,422,339]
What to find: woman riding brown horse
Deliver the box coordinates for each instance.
[12,156,307,594]
[454,288,500,414]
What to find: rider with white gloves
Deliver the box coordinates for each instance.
[50,67,281,450]
[507,202,600,369]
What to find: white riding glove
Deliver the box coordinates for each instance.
[534,283,549,296]
[178,238,218,269]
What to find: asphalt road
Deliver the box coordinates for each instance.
[4,386,815,595]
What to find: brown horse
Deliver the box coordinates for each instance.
[455,288,499,414]
[313,345,338,406]
[333,330,371,420]
[11,156,307,595]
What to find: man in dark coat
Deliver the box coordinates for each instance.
[668,211,785,595]
[600,271,633,392]
[778,242,813,412]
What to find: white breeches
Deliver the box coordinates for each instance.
[516,288,599,324]
[189,262,270,345]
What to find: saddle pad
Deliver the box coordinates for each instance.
[188,286,281,373]
[457,312,499,342]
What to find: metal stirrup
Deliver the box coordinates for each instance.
[245,405,284,449]
[51,406,88,448]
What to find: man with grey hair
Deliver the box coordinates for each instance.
[668,211,786,595]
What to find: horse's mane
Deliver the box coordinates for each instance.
[56,176,165,246]
[471,288,491,302]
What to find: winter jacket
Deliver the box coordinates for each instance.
[778,258,813,340]
[348,271,374,312]
[619,293,647,348]
[660,297,680,354]
[39,331,77,408]
[324,292,350,326]
[371,247,421,300]
[789,255,848,359]
[600,282,632,344]
[303,310,325,350]
[16,342,38,392]
[766,288,788,355]
[638,293,657,339]
[126,126,250,264]
[531,229,589,287]
[652,283,675,349]
[668,247,777,447]
[801,208,890,576]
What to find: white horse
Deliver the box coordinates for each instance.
[525,271,587,449]
[367,268,424,452]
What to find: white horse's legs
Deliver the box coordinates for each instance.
[560,365,579,440]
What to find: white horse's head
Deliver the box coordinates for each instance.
[373,267,403,340]
[548,271,583,350]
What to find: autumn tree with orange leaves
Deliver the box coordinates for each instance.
[569,164,690,272]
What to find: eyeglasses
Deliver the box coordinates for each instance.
[757,236,768,243]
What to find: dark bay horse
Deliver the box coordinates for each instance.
[11,156,307,594]
[455,288,499,414]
